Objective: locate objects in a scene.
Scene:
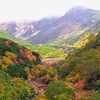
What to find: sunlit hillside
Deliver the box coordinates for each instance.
[0,30,65,58]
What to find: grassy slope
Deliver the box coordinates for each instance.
[0,30,65,58]
[47,26,99,50]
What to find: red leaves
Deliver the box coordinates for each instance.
[19,59,24,65]
[75,79,86,90]
[42,75,50,83]
[19,49,37,61]
[12,59,18,64]
[19,50,24,55]
[5,39,13,45]
[62,63,68,67]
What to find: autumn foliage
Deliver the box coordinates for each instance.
[0,32,100,100]
[75,79,86,90]
[19,48,37,61]
[5,39,13,45]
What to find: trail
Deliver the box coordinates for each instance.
[41,57,65,67]
[30,57,65,95]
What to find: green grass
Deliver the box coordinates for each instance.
[0,30,65,58]
[30,45,66,58]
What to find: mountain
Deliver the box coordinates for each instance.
[28,6,100,44]
[0,11,100,99]
[0,6,100,46]
[0,27,100,100]
[0,17,59,40]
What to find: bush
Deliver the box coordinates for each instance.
[45,81,75,100]
[6,64,27,79]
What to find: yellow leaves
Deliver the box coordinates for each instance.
[53,75,59,81]
[75,73,80,80]
[26,54,36,61]
[1,64,7,69]
[2,56,13,65]
[0,83,5,93]
[26,54,32,61]
[71,32,91,48]
[0,60,2,66]
[66,73,80,85]
[38,64,47,70]
[36,93,48,100]
[4,51,16,59]
[25,67,33,80]
[31,67,40,77]
[13,77,23,84]
[24,48,36,61]
[48,67,57,77]
[66,82,74,89]
[12,77,35,97]
[48,67,53,75]
[35,69,40,75]
[0,52,18,70]
[25,67,30,74]
[19,48,37,61]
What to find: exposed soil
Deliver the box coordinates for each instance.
[30,79,47,94]
[30,58,65,94]
[41,57,65,67]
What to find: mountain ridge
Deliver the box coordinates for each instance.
[0,6,100,46]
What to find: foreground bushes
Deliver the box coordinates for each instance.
[0,70,35,100]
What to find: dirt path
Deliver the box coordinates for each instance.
[30,58,65,95]
[41,57,65,67]
[30,79,47,94]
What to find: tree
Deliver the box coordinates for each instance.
[58,66,69,78]
[45,81,75,100]
[6,64,27,79]
[48,67,57,77]
[0,70,36,100]
[84,35,96,50]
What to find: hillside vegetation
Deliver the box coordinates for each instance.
[10,32,100,100]
[0,70,35,100]
[31,32,100,100]
[0,30,100,100]
[0,6,100,99]
[0,30,65,58]
[0,37,42,99]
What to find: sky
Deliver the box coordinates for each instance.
[0,0,100,22]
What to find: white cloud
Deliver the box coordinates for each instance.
[0,0,100,22]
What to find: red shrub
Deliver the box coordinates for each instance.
[62,63,68,67]
[75,79,86,90]
[19,50,24,55]
[19,59,24,65]
[5,39,13,45]
[42,75,50,83]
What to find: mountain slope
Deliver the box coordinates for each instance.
[0,70,36,99]
[0,6,100,48]
[28,6,100,44]
[0,17,59,39]
[0,30,65,58]
[0,34,39,99]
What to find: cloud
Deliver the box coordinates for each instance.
[0,0,100,22]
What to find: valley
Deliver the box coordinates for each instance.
[42,58,65,67]
[0,6,100,100]
[0,30,65,59]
